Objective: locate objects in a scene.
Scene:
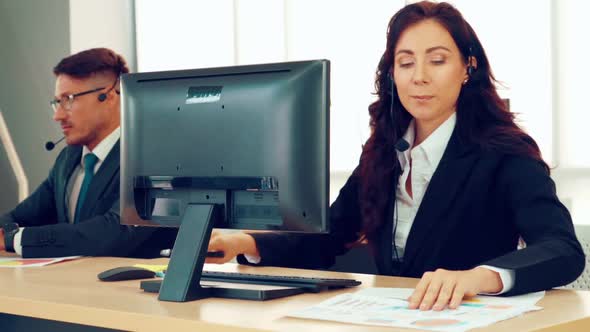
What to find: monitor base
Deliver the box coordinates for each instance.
[141,279,305,301]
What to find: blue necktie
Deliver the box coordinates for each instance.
[74,153,98,224]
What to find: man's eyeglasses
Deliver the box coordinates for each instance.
[50,87,106,113]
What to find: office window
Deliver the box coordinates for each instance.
[135,1,590,221]
[552,0,590,225]
[433,0,590,224]
[135,0,235,72]
[233,0,286,65]
[555,0,590,168]
[284,0,405,171]
[135,0,405,172]
[450,0,553,165]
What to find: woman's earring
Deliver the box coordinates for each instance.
[462,77,469,85]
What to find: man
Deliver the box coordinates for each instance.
[0,48,176,258]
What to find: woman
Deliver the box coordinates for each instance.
[206,1,585,311]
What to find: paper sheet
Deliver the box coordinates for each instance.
[356,288,545,307]
[0,256,81,268]
[289,288,544,332]
[133,263,167,272]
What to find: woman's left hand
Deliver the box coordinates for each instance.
[407,267,503,311]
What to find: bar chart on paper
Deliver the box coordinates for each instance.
[288,288,544,332]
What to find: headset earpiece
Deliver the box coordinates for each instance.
[98,74,122,102]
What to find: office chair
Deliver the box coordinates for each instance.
[328,243,378,274]
[562,224,590,290]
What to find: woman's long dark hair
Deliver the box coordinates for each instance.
[359,1,547,239]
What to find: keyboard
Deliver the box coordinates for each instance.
[198,271,361,291]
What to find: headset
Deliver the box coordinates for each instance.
[46,61,124,151]
[97,76,121,102]
[387,70,395,128]
[98,58,124,102]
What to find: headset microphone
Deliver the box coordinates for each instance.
[385,70,410,153]
[45,136,65,151]
[394,138,410,152]
[387,69,410,266]
[388,70,396,127]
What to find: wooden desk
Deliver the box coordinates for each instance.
[1,257,589,331]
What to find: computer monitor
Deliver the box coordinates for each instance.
[120,60,330,302]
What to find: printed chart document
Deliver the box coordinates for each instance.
[0,256,81,268]
[289,288,544,332]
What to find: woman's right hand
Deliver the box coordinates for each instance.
[206,230,260,264]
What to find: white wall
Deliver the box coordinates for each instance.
[69,0,136,71]
[0,0,71,214]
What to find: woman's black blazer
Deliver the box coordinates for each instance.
[240,130,585,296]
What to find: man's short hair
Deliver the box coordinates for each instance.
[53,48,130,78]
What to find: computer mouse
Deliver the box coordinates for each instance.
[97,266,156,282]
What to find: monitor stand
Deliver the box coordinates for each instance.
[156,203,220,302]
[145,203,306,302]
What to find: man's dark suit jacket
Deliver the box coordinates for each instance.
[0,141,177,258]
[239,131,585,296]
